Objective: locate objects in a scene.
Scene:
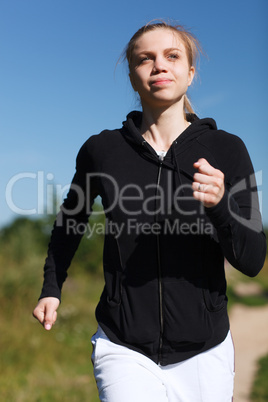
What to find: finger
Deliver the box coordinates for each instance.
[44,305,58,331]
[193,173,213,186]
[192,182,210,193]
[193,189,205,202]
[193,182,225,207]
[32,306,45,325]
[193,177,224,194]
[33,298,59,330]
[193,190,215,207]
[194,159,224,179]
[195,163,217,177]
[193,157,208,166]
[193,158,210,170]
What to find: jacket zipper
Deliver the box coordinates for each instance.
[156,155,164,364]
[142,140,165,364]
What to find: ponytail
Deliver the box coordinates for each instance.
[184,94,195,115]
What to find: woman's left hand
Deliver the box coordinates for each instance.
[192,158,225,208]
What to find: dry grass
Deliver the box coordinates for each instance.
[0,253,103,401]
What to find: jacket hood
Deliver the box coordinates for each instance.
[122,110,217,161]
[122,111,218,193]
[122,110,217,155]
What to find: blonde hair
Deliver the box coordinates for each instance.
[123,21,203,115]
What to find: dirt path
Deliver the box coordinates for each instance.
[229,304,268,401]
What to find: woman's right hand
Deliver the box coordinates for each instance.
[32,297,60,330]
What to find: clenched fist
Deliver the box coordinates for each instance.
[192,158,225,208]
[33,297,60,330]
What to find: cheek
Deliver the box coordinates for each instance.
[129,71,140,91]
[131,72,147,92]
[177,67,193,87]
[129,74,137,91]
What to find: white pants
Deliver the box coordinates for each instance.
[91,327,235,402]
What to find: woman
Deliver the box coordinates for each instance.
[33,21,266,401]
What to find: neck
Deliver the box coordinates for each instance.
[140,101,189,152]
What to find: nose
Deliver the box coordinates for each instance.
[152,56,168,74]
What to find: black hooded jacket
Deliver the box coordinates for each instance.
[40,111,266,365]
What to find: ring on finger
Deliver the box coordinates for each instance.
[198,183,202,192]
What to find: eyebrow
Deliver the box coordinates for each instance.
[164,47,183,53]
[135,47,183,57]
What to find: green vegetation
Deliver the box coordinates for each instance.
[251,354,268,401]
[248,259,268,401]
[226,255,268,310]
[0,207,105,401]
[226,258,268,400]
[0,211,267,400]
[226,285,268,309]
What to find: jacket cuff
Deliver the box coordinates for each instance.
[38,272,62,302]
[204,190,235,228]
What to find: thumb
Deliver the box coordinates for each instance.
[44,305,58,331]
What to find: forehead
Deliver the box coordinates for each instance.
[133,29,186,54]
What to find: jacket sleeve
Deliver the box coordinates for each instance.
[204,134,266,277]
[39,139,99,301]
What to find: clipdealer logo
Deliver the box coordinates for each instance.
[65,217,214,239]
[5,170,263,233]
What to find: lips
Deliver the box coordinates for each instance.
[151,78,172,86]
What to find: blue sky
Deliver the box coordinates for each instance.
[1,0,268,227]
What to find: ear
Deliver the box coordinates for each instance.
[187,66,195,87]
[129,72,137,92]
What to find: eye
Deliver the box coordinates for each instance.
[138,56,150,65]
[168,53,179,60]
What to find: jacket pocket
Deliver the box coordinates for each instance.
[119,281,160,344]
[202,286,227,312]
[163,279,213,344]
